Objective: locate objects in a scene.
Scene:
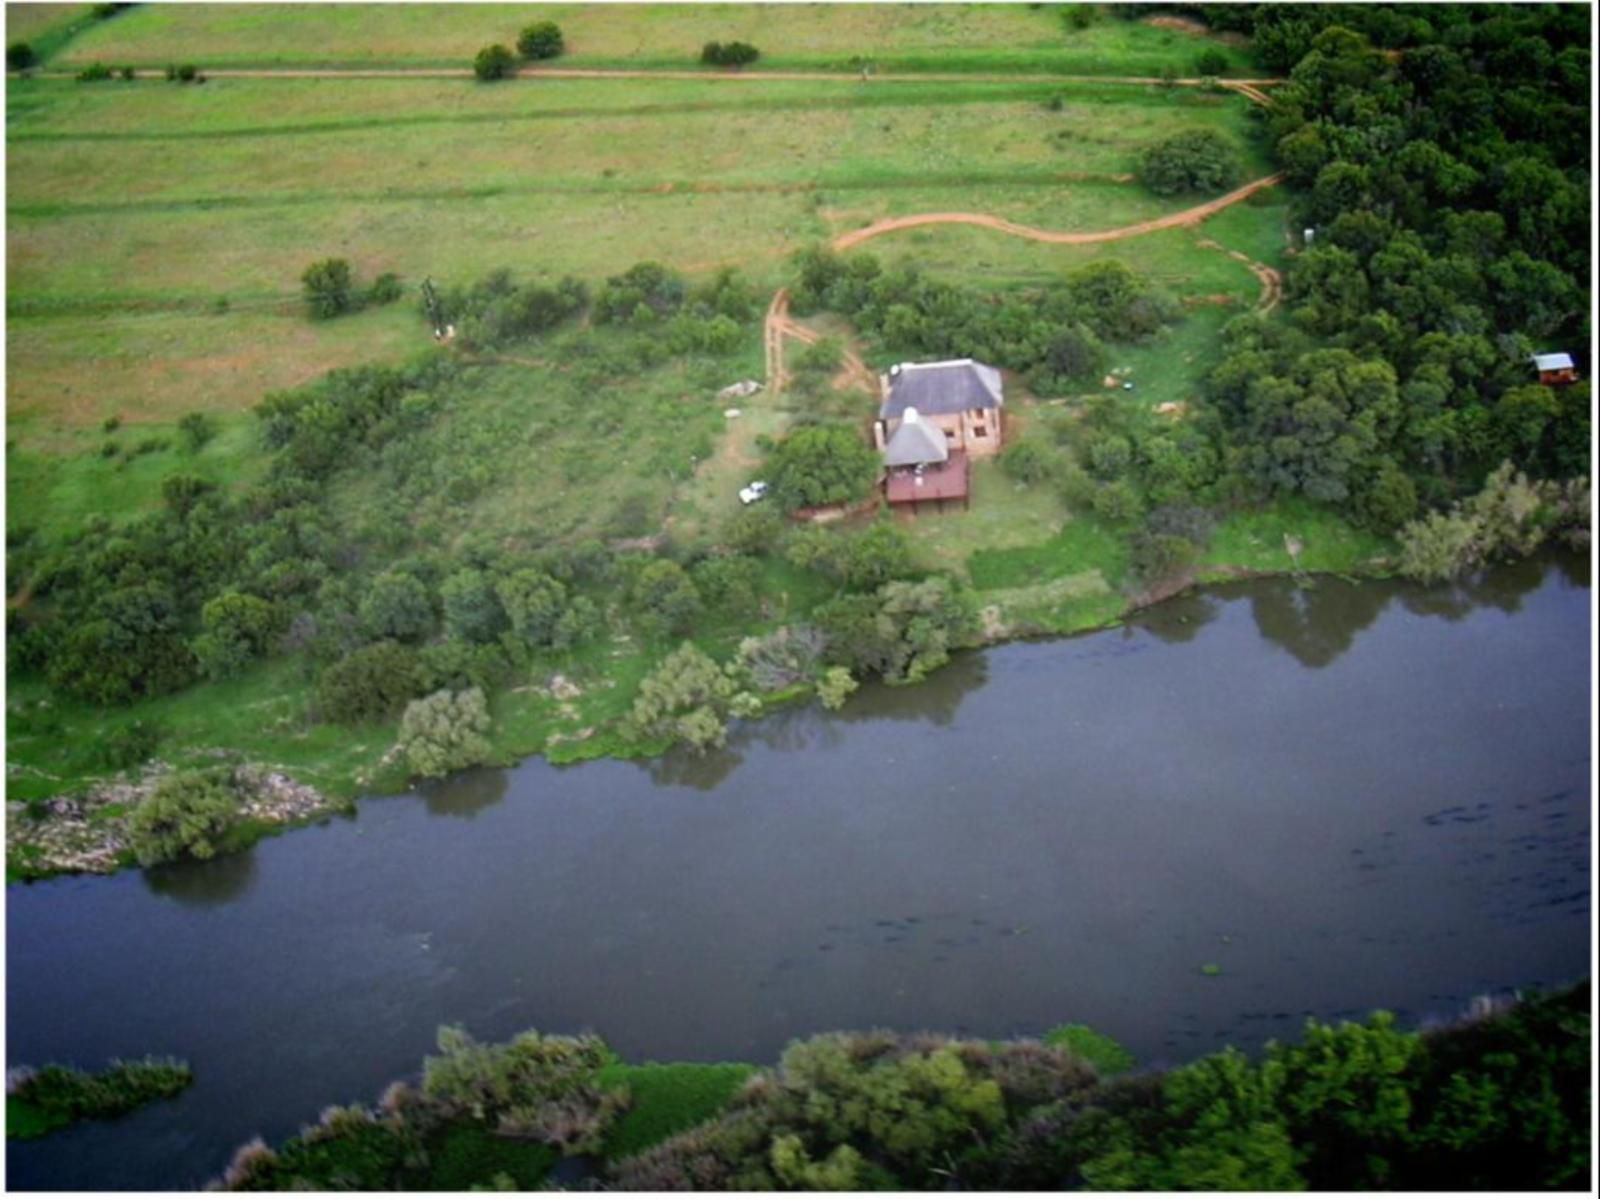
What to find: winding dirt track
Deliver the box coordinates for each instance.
[767,174,1286,393]
[830,172,1283,252]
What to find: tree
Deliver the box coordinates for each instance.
[1195,47,1230,76]
[440,568,506,644]
[193,590,278,679]
[395,688,494,778]
[473,43,517,81]
[516,21,564,60]
[125,769,239,866]
[627,643,738,751]
[1139,129,1241,196]
[359,570,434,642]
[631,559,702,637]
[767,425,880,511]
[301,258,354,319]
[317,641,422,724]
[701,41,760,67]
[8,41,36,70]
[817,577,975,685]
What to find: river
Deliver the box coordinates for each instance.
[5,555,1592,1190]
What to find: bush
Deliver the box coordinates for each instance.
[317,641,423,724]
[441,568,506,644]
[1195,46,1230,75]
[999,439,1064,485]
[627,643,738,752]
[367,272,403,306]
[177,411,216,453]
[631,559,702,638]
[517,20,564,59]
[732,625,827,691]
[301,258,355,320]
[8,41,36,70]
[701,40,760,67]
[817,666,858,710]
[9,1058,192,1133]
[817,577,976,685]
[1059,4,1096,31]
[1139,129,1241,197]
[396,688,493,779]
[767,425,881,511]
[722,505,785,556]
[76,62,113,82]
[125,769,240,866]
[474,43,517,81]
[94,720,163,771]
[359,570,434,642]
[1042,1024,1136,1075]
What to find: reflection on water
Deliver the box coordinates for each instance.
[1246,576,1391,669]
[420,768,510,819]
[832,647,990,726]
[1133,591,1222,645]
[142,848,258,907]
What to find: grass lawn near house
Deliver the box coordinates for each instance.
[53,3,1256,75]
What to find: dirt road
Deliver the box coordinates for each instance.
[830,173,1284,252]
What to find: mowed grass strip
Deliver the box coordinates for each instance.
[5,81,1259,208]
[53,3,1256,75]
[5,76,1238,142]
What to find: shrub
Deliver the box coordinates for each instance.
[722,504,785,556]
[517,20,564,60]
[125,769,240,866]
[767,424,881,511]
[119,65,135,80]
[701,40,760,67]
[395,688,494,779]
[999,439,1064,485]
[359,570,434,642]
[440,568,506,644]
[101,414,122,433]
[631,559,703,638]
[9,1058,192,1131]
[94,720,163,771]
[177,411,216,453]
[817,666,858,710]
[1195,47,1230,75]
[301,257,355,319]
[817,577,975,685]
[1060,4,1096,31]
[732,625,827,691]
[1139,129,1241,197]
[593,261,686,324]
[316,641,423,724]
[8,41,37,70]
[174,62,199,82]
[76,62,113,82]
[367,272,403,306]
[474,43,517,81]
[193,590,279,679]
[627,643,737,751]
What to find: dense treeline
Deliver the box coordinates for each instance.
[219,982,1590,1191]
[789,250,1182,394]
[1203,6,1590,530]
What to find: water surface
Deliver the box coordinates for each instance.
[6,557,1591,1189]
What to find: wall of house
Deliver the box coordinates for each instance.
[881,409,1003,457]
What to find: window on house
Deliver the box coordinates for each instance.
[974,425,987,438]
[944,428,955,439]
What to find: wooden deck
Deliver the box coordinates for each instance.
[884,449,970,513]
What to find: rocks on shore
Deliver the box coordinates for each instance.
[6,761,340,877]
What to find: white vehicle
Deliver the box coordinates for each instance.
[738,480,771,505]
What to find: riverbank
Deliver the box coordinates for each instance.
[7,557,1589,1189]
[5,545,1390,883]
[214,983,1590,1191]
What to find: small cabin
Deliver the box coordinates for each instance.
[880,406,970,513]
[1531,352,1578,386]
[874,358,1003,459]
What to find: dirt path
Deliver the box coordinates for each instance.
[830,172,1283,252]
[1195,237,1283,313]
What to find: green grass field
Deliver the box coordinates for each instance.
[6,65,1269,442]
[51,4,1257,74]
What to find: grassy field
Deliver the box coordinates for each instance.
[52,4,1257,74]
[6,67,1268,442]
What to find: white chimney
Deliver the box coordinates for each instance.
[903,406,920,424]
